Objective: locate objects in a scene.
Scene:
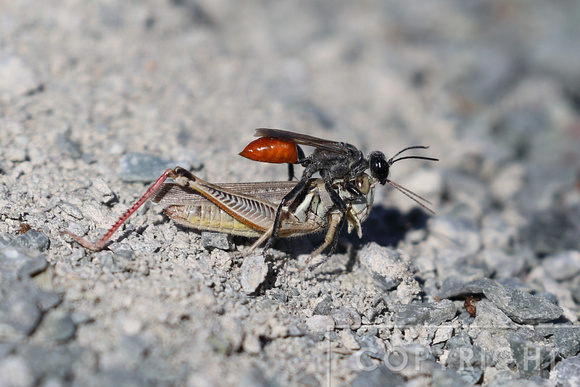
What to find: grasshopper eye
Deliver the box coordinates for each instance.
[355,174,370,195]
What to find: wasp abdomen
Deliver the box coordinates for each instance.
[239,137,299,164]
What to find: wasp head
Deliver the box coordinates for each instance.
[368,151,389,185]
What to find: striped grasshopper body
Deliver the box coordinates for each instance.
[64,167,376,257]
[153,170,376,256]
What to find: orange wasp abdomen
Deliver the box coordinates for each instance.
[239,137,299,164]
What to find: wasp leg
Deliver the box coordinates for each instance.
[287,164,294,181]
[344,180,366,203]
[265,169,314,249]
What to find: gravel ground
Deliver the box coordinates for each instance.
[2,1,580,386]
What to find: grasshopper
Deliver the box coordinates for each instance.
[64,167,377,257]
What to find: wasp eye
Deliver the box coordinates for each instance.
[369,151,389,185]
[355,174,370,194]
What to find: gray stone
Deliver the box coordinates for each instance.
[331,307,361,330]
[19,344,82,382]
[56,129,83,160]
[472,299,517,336]
[0,53,40,103]
[17,256,48,278]
[446,344,493,382]
[359,243,413,291]
[296,373,319,387]
[481,212,518,250]
[445,332,472,350]
[236,366,269,387]
[14,230,50,252]
[312,295,332,315]
[385,345,441,379]
[514,327,545,343]
[201,232,231,251]
[240,254,268,294]
[391,300,456,328]
[137,356,184,386]
[437,278,489,299]
[508,333,556,378]
[554,325,580,358]
[91,178,117,204]
[0,342,15,359]
[305,315,334,333]
[428,216,481,257]
[119,152,201,182]
[524,208,580,255]
[573,277,580,305]
[0,234,48,279]
[482,281,563,324]
[0,280,43,336]
[339,330,360,350]
[78,369,145,387]
[358,334,387,361]
[351,364,405,387]
[481,248,526,279]
[441,172,492,219]
[118,335,149,368]
[432,368,469,387]
[555,355,580,387]
[542,250,580,281]
[59,202,84,219]
[35,288,64,312]
[0,356,34,387]
[35,311,76,343]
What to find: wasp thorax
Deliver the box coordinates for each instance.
[368,151,389,185]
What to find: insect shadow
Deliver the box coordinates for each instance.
[253,204,431,275]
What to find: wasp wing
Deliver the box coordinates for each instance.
[254,128,351,155]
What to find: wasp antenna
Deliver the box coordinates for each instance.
[390,155,439,164]
[387,179,435,215]
[389,145,430,161]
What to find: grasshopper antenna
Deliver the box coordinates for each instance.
[386,146,439,214]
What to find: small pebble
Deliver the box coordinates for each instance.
[118,152,201,182]
[240,254,268,294]
[508,333,556,378]
[542,251,580,282]
[313,295,333,316]
[305,315,334,333]
[35,311,76,342]
[331,307,362,330]
[0,356,34,387]
[482,281,563,324]
[55,129,82,159]
[391,300,456,328]
[201,232,231,251]
[555,355,580,387]
[351,365,405,387]
[554,325,580,358]
[0,53,40,103]
[359,243,412,291]
[92,178,117,204]
[59,202,84,220]
[15,230,50,252]
[339,329,360,350]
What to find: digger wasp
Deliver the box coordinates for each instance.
[240,128,438,252]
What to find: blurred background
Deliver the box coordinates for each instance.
[1,0,580,385]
